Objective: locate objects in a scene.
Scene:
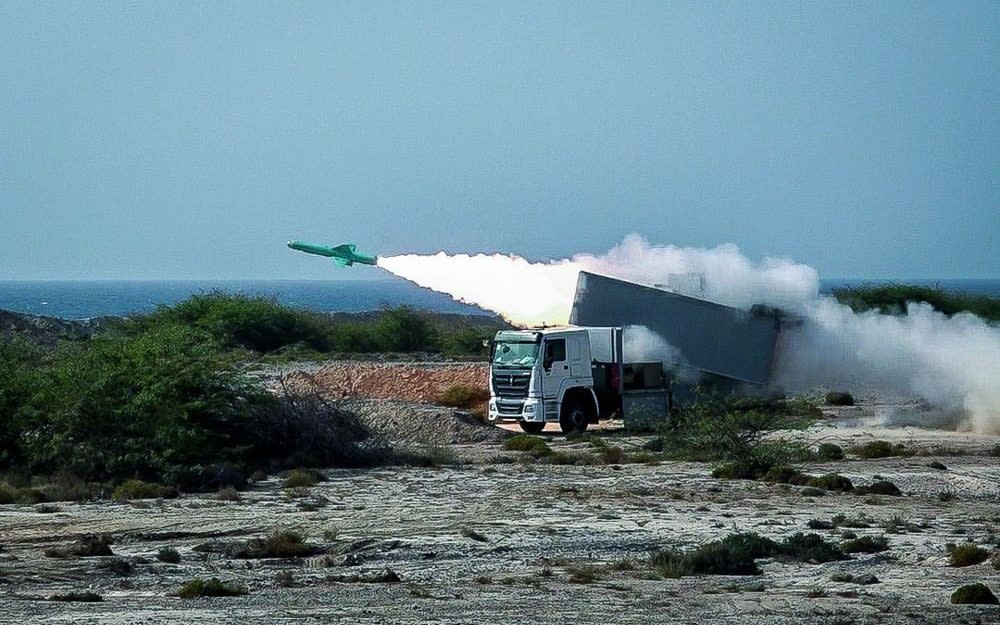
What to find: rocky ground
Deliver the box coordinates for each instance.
[1,427,998,623]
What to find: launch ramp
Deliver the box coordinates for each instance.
[569,271,783,386]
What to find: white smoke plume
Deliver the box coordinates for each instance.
[377,234,817,325]
[377,234,1000,434]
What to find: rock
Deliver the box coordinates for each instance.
[927,461,947,471]
[854,574,879,585]
[800,487,826,497]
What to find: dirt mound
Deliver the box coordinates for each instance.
[282,362,489,403]
[340,399,509,445]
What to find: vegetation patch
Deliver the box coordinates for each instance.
[831,513,872,529]
[282,469,325,489]
[659,395,818,480]
[650,531,845,578]
[503,434,552,457]
[950,582,999,605]
[112,480,179,501]
[436,384,490,410]
[852,440,907,459]
[832,284,1000,322]
[816,443,845,461]
[806,474,854,492]
[857,480,901,496]
[194,530,320,559]
[949,544,990,567]
[178,577,248,599]
[824,392,854,406]
[566,564,602,584]
[157,547,181,564]
[49,591,103,602]
[44,534,113,559]
[841,535,890,554]
[760,466,811,486]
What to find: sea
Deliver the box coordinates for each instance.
[1,277,998,320]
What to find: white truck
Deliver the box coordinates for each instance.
[487,326,668,433]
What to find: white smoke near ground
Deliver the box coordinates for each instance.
[377,234,1000,434]
[622,325,700,384]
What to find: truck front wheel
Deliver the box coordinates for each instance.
[519,421,546,434]
[559,397,590,435]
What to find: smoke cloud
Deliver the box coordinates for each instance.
[377,234,1000,434]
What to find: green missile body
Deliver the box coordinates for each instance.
[286,240,378,267]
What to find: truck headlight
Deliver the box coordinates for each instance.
[489,403,496,412]
[523,403,535,413]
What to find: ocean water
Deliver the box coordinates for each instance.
[1,277,998,320]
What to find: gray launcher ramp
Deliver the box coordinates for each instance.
[569,271,782,386]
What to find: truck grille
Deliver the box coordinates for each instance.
[492,369,530,399]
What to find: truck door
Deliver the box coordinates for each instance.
[541,337,568,402]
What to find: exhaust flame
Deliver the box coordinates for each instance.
[377,234,1000,434]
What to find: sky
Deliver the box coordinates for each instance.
[1,1,997,280]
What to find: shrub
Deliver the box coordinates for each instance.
[780,533,847,563]
[460,528,489,543]
[275,571,295,588]
[832,284,1000,322]
[112,480,178,501]
[566,564,602,584]
[435,384,489,410]
[831,513,871,528]
[950,583,998,605]
[661,396,816,480]
[853,440,905,459]
[142,292,332,353]
[927,461,947,470]
[282,469,323,489]
[859,480,901,496]
[841,536,890,554]
[157,547,181,564]
[807,519,835,530]
[599,446,627,464]
[807,474,854,492]
[44,534,113,559]
[817,443,845,461]
[760,466,811,485]
[950,544,989,567]
[503,435,552,457]
[824,392,854,406]
[236,530,320,559]
[651,533,781,577]
[217,487,240,501]
[178,577,248,599]
[49,591,103,602]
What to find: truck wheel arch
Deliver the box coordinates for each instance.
[561,387,600,423]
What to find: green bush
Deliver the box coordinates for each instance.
[111,480,179,501]
[950,583,998,605]
[781,533,847,563]
[436,384,490,409]
[49,591,103,602]
[157,547,181,564]
[950,544,989,567]
[662,396,816,479]
[282,469,323,489]
[841,535,890,554]
[178,577,248,599]
[504,434,552,457]
[817,443,845,461]
[142,292,332,352]
[833,284,1000,322]
[852,440,906,459]
[807,474,854,492]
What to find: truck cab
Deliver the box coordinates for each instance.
[487,327,613,434]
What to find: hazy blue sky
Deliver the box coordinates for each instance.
[2,1,997,280]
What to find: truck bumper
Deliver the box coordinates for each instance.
[488,397,544,423]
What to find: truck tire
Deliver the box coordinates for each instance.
[559,396,590,435]
[519,421,546,434]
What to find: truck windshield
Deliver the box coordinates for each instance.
[492,342,539,367]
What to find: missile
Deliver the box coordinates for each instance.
[286,239,378,267]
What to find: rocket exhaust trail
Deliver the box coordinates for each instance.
[376,235,1000,435]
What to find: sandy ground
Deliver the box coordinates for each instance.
[1,426,998,624]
